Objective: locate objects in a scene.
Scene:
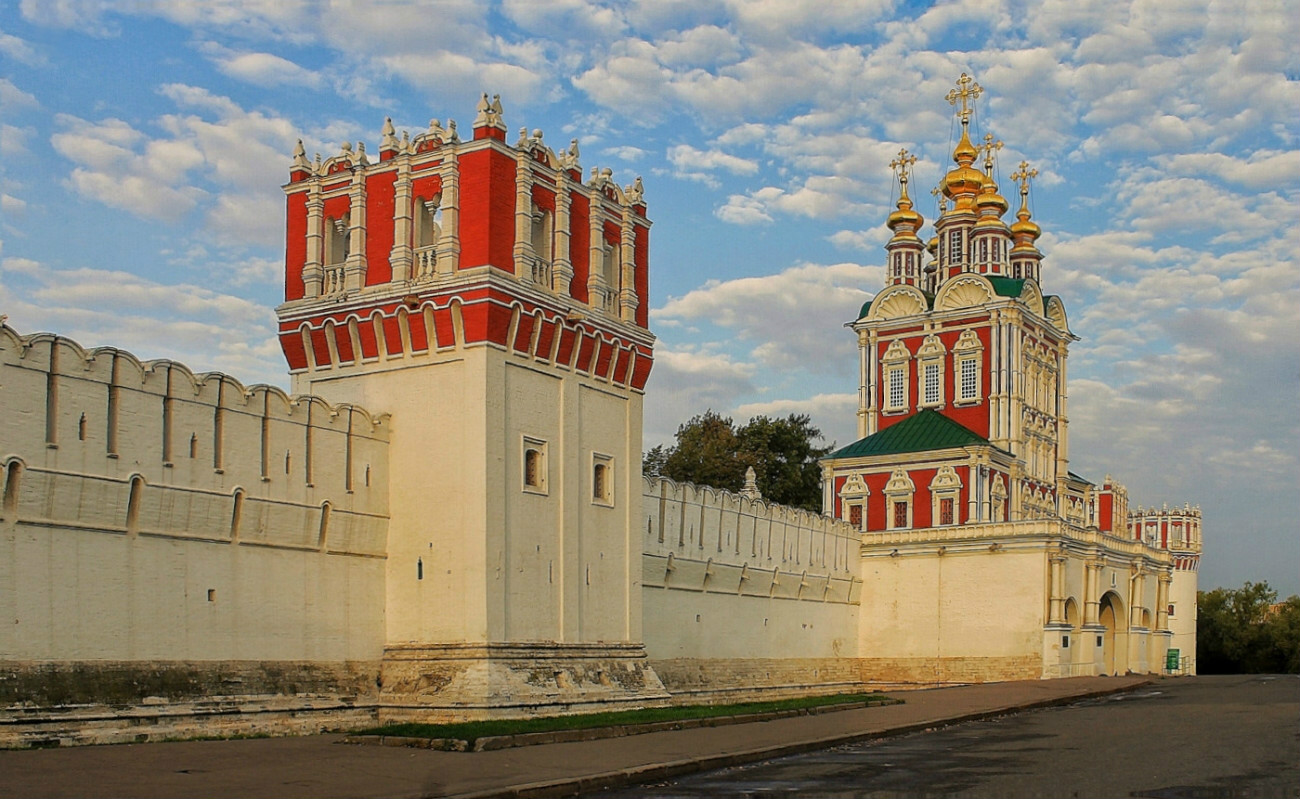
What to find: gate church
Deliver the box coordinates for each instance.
[0,79,1200,746]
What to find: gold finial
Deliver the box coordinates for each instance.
[890,148,918,189]
[980,133,1003,172]
[946,73,983,124]
[1011,160,1038,199]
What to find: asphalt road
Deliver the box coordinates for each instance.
[592,674,1300,799]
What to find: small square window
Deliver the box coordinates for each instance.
[1168,603,1175,617]
[1062,634,1070,648]
[848,504,862,530]
[523,437,548,495]
[592,453,614,507]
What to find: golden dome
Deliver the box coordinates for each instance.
[941,126,984,208]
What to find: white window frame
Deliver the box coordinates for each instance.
[916,335,946,409]
[881,339,911,414]
[884,469,915,531]
[952,329,984,406]
[838,473,870,532]
[929,465,962,527]
[522,436,548,495]
[591,452,614,507]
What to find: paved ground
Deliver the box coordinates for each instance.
[0,676,1177,799]
[594,674,1300,799]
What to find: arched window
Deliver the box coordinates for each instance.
[522,436,548,495]
[3,460,22,519]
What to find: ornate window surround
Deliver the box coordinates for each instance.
[952,329,984,405]
[882,339,911,414]
[917,334,946,409]
[839,473,870,531]
[884,468,915,530]
[929,465,962,526]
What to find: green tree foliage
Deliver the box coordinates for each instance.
[643,411,833,512]
[1197,581,1300,674]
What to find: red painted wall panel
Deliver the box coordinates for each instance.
[357,318,379,359]
[613,347,632,384]
[595,338,615,378]
[457,147,516,272]
[279,332,308,371]
[556,326,577,366]
[569,193,590,302]
[576,332,597,373]
[407,310,429,352]
[382,315,404,356]
[513,313,535,353]
[309,327,332,367]
[364,171,396,285]
[635,226,649,328]
[432,308,455,349]
[284,192,308,301]
[534,318,556,359]
[332,324,354,363]
[630,346,653,389]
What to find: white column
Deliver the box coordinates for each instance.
[437,152,460,274]
[390,159,413,282]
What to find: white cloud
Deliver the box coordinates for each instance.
[0,27,44,64]
[0,78,38,109]
[654,261,877,369]
[1,194,28,215]
[0,258,284,385]
[0,124,33,156]
[642,346,757,445]
[667,143,757,187]
[210,48,325,90]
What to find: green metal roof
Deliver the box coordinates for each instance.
[986,276,1026,297]
[826,409,999,459]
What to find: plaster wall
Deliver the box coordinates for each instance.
[640,478,863,698]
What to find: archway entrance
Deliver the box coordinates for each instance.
[1098,591,1128,675]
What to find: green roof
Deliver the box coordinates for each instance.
[986,276,1026,297]
[826,409,999,459]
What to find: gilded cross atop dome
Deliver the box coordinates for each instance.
[890,148,918,191]
[1011,160,1038,198]
[980,133,1003,172]
[946,73,983,124]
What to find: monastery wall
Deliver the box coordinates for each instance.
[640,477,865,701]
[0,325,391,745]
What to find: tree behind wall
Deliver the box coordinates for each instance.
[1197,581,1300,674]
[643,411,832,512]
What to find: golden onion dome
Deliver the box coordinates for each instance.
[976,176,1010,216]
[927,235,939,256]
[1010,195,1041,243]
[887,180,924,235]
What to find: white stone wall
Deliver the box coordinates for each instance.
[0,325,390,665]
[640,477,863,698]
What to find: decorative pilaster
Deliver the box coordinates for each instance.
[1130,567,1147,628]
[1048,553,1066,625]
[1084,560,1101,626]
[618,209,637,322]
[552,175,573,294]
[437,150,460,275]
[390,158,414,282]
[1157,573,1172,631]
[513,145,536,280]
[587,199,607,311]
[344,158,368,292]
[303,185,324,298]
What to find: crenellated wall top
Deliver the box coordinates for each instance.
[0,323,389,435]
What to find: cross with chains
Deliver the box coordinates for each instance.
[946,73,983,123]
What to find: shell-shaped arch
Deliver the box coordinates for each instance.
[935,274,995,311]
[1019,279,1044,315]
[1045,296,1071,335]
[868,284,928,320]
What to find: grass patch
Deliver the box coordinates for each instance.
[354,692,894,744]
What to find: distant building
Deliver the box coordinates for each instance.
[820,74,1200,680]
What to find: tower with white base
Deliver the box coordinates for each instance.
[276,95,666,720]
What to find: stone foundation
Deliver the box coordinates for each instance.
[651,658,869,704]
[378,642,670,723]
[858,655,1043,686]
[0,660,381,748]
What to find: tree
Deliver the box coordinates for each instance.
[1197,581,1300,674]
[643,410,833,512]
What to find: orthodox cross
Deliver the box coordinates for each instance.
[889,148,917,189]
[1011,160,1038,199]
[980,133,1004,172]
[930,184,948,213]
[946,73,983,123]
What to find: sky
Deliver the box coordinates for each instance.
[0,0,1296,595]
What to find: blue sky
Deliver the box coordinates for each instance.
[1,0,1296,595]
